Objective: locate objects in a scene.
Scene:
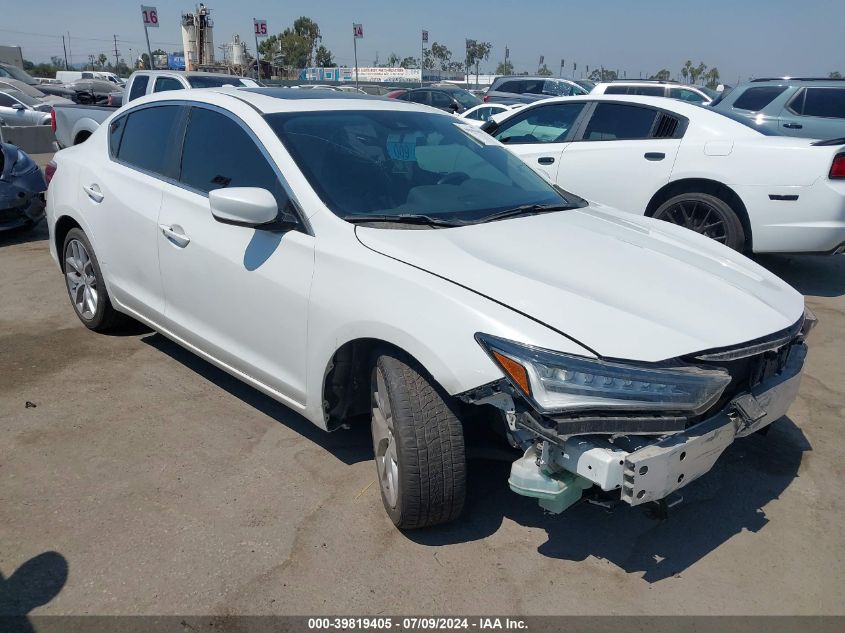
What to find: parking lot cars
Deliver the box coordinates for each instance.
[483,94,845,253]
[0,61,77,101]
[0,77,74,105]
[0,142,46,231]
[459,103,522,126]
[591,79,717,104]
[46,87,814,528]
[0,88,52,126]
[483,76,589,104]
[389,85,481,113]
[53,70,260,147]
[710,78,845,139]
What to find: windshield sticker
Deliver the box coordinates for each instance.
[454,122,498,146]
[386,134,417,161]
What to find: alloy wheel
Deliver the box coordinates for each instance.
[372,368,399,509]
[65,239,99,320]
[654,199,728,243]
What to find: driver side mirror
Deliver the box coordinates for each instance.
[209,187,297,230]
[12,103,25,111]
[448,102,460,113]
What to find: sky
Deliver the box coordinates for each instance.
[2,0,844,82]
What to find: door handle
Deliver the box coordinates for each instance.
[159,223,191,247]
[644,152,666,161]
[783,122,803,129]
[537,156,555,165]
[83,184,104,203]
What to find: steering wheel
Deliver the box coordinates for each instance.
[437,172,470,186]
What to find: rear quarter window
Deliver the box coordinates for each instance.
[793,88,845,119]
[731,86,787,111]
[127,75,149,102]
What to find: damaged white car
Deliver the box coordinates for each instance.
[45,88,815,528]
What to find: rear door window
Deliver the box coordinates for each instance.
[582,103,658,140]
[791,88,845,119]
[128,75,149,102]
[496,80,524,94]
[154,76,183,93]
[430,91,454,109]
[669,87,708,103]
[408,91,429,105]
[731,86,787,111]
[116,105,183,177]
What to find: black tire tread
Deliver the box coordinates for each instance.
[63,228,129,332]
[377,351,466,529]
[654,192,746,252]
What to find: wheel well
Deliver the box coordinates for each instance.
[54,215,81,259]
[645,178,753,250]
[321,338,417,430]
[74,131,92,145]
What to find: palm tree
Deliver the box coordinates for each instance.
[681,60,693,83]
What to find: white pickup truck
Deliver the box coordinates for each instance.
[52,70,259,148]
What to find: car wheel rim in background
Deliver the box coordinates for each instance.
[655,200,728,243]
[372,368,399,509]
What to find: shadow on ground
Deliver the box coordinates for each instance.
[408,417,810,582]
[0,222,48,248]
[754,253,845,298]
[141,333,373,466]
[0,551,68,632]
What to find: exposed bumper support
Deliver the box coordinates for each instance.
[508,343,806,510]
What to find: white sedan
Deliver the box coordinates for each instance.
[459,103,522,126]
[46,88,813,528]
[485,94,845,253]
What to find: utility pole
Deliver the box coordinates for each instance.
[113,35,120,71]
[67,32,74,69]
[61,35,69,70]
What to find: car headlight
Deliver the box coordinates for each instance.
[476,334,731,415]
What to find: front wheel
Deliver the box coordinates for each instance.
[652,192,746,251]
[371,351,466,529]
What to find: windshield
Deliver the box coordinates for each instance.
[451,89,482,109]
[700,86,719,99]
[0,64,38,85]
[1,89,38,107]
[266,110,579,223]
[187,75,250,88]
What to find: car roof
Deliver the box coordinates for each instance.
[128,86,445,115]
[132,70,246,79]
[502,93,712,117]
[743,78,845,87]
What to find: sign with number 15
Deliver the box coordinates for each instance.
[254,19,268,38]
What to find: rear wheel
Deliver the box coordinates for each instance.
[653,192,745,251]
[62,228,127,331]
[371,351,466,529]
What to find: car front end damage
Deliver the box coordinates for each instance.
[462,311,816,514]
[0,143,47,232]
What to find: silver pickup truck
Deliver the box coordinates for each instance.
[53,70,258,148]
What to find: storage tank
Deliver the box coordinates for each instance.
[181,13,197,71]
[231,35,246,67]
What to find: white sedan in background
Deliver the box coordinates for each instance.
[484,94,845,253]
[459,103,522,126]
[46,88,812,528]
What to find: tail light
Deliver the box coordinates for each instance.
[44,161,57,187]
[50,108,56,132]
[483,95,490,102]
[831,153,845,179]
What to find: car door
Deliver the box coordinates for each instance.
[156,105,315,404]
[78,103,184,318]
[780,87,845,139]
[554,102,683,212]
[431,90,458,113]
[490,101,588,180]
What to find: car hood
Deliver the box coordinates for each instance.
[355,206,804,362]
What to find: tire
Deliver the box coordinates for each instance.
[371,350,466,529]
[62,228,127,332]
[652,192,746,251]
